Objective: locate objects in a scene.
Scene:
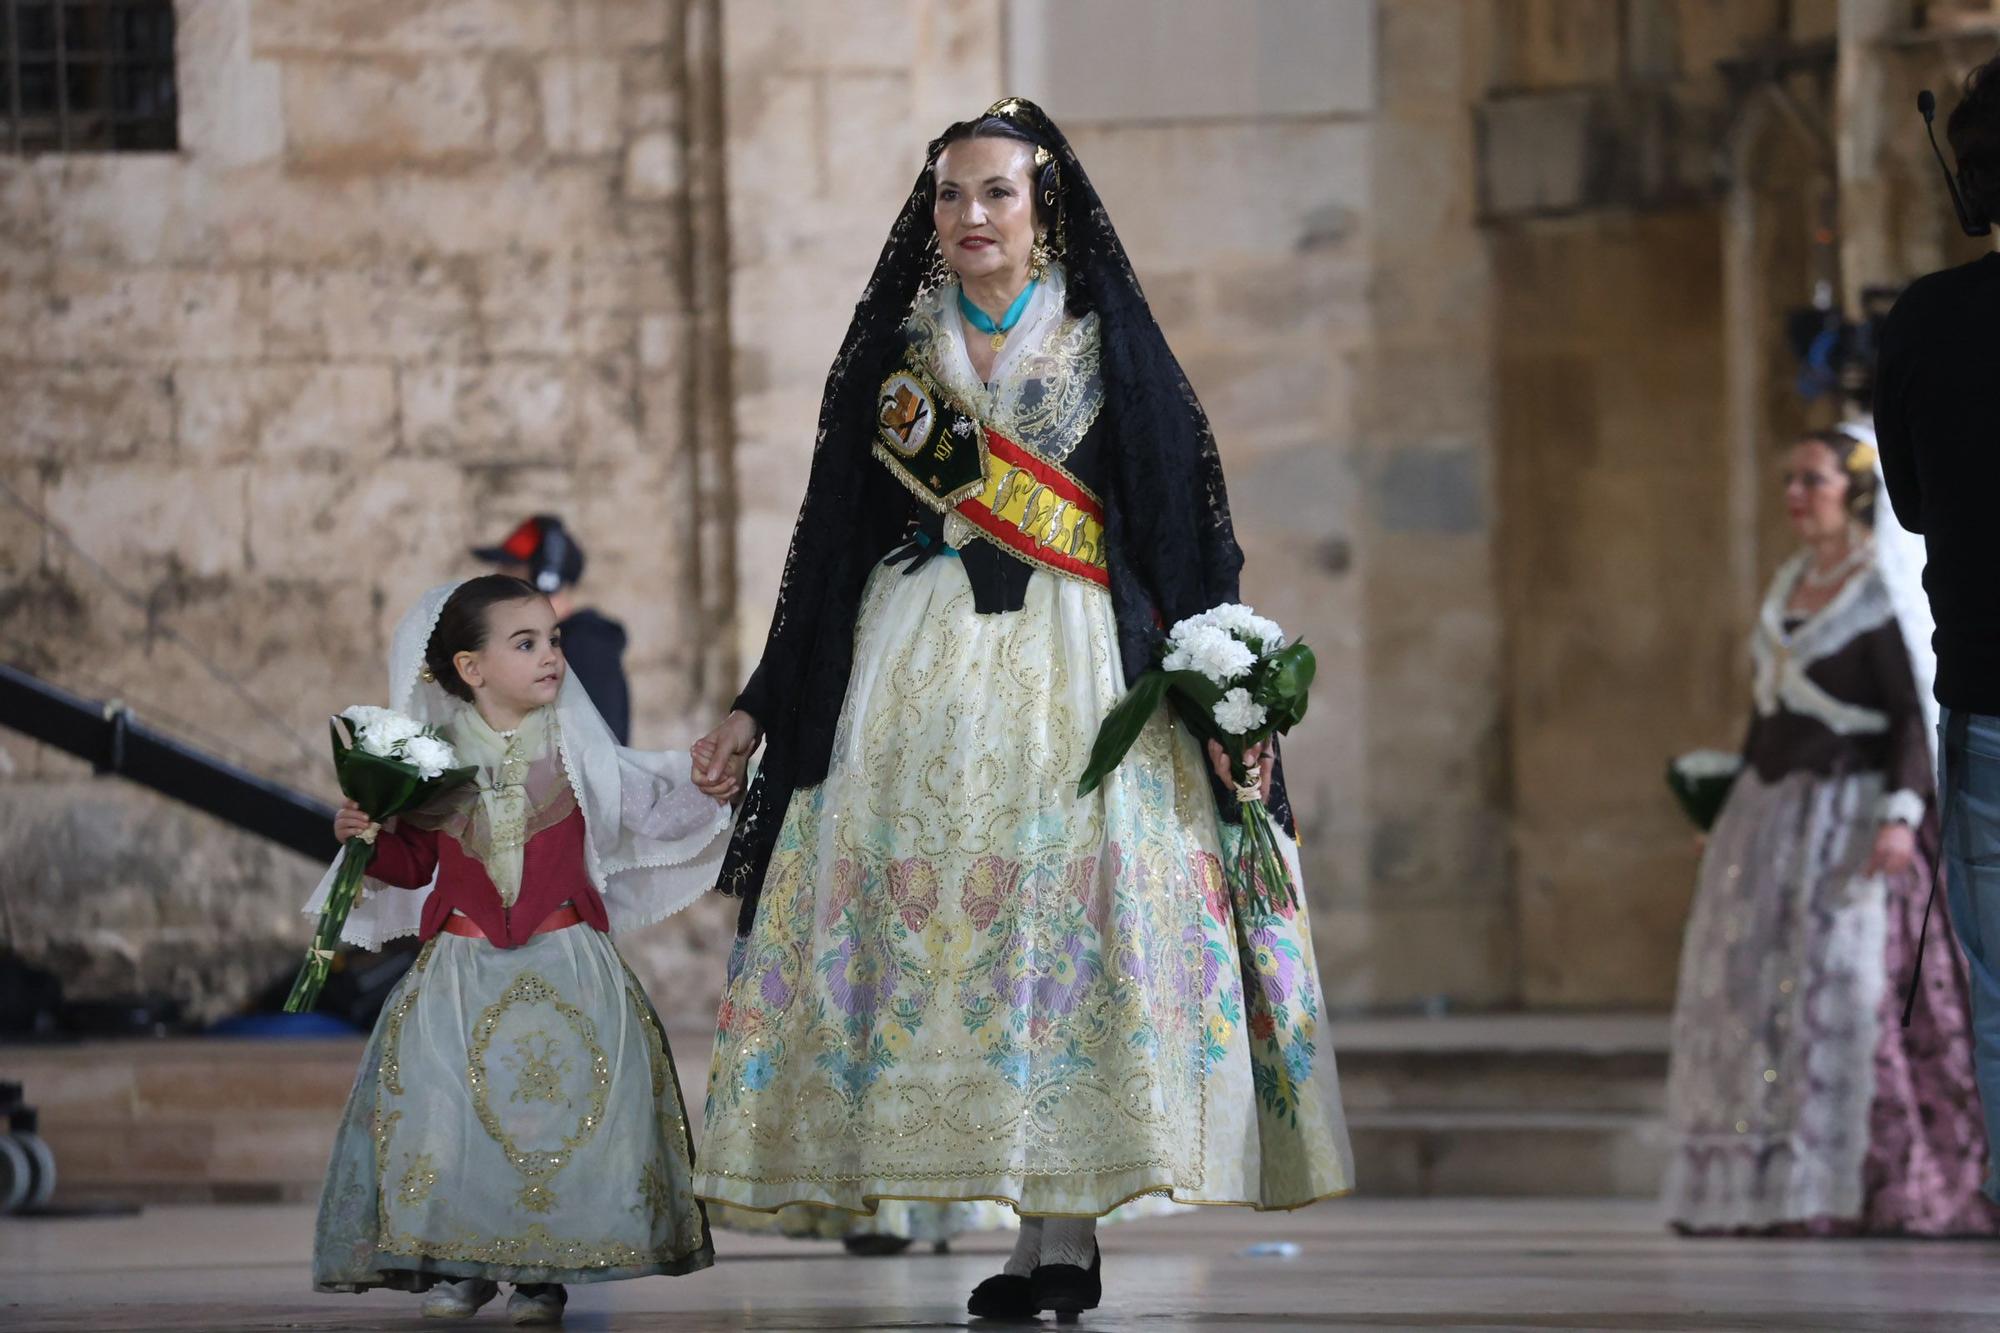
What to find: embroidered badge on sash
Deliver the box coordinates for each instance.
[877,370,935,458]
[874,367,986,506]
[873,361,1110,588]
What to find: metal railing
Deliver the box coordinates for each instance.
[1,664,336,862]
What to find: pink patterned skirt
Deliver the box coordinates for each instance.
[1663,768,1999,1236]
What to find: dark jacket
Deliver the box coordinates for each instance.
[1876,252,2000,714]
[560,609,631,744]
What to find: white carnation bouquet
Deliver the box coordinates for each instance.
[1079,604,1314,914]
[283,707,475,1012]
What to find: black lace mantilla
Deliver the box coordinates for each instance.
[719,98,1294,932]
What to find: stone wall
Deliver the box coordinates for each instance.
[0,0,740,1022]
[1477,0,2000,1007]
[721,0,1003,674]
[1480,2,1828,1007]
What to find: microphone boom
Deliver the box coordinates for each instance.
[1919,88,1992,238]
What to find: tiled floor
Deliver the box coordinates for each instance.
[1,1197,1994,1331]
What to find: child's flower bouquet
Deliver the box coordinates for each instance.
[283,707,476,1013]
[1078,604,1314,915]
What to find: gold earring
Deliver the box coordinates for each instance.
[1030,233,1053,280]
[419,666,436,683]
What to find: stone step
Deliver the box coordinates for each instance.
[3,1037,364,1204]
[1338,1048,1667,1114]
[1332,1012,1670,1114]
[3,1014,1677,1203]
[1349,1109,1666,1199]
[1327,1015,1670,1199]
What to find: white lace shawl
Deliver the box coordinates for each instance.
[907,262,1104,464]
[1752,555,1926,824]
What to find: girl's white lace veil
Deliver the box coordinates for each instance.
[303,581,730,949]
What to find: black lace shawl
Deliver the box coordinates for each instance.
[719,98,1293,932]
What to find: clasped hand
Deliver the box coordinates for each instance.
[1206,738,1276,802]
[692,710,760,802]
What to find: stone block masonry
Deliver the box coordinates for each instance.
[0,0,735,1023]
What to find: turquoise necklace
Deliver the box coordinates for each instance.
[958,278,1038,351]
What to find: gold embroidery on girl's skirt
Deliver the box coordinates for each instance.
[397,1153,440,1207]
[374,1220,673,1270]
[378,938,437,1097]
[504,1031,571,1106]
[371,1108,403,1237]
[624,977,671,1104]
[466,972,611,1215]
[635,1158,677,1221]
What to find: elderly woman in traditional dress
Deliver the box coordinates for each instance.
[688,99,1352,1321]
[1662,427,1998,1237]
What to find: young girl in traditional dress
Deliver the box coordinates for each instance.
[310,575,729,1323]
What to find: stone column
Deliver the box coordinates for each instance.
[1838,0,1918,310]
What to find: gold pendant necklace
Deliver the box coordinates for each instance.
[989,330,1008,352]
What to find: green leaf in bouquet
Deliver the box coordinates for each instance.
[1162,667,1226,703]
[1164,669,1243,749]
[328,716,479,820]
[1078,670,1171,797]
[1260,643,1317,732]
[286,729,479,1014]
[337,747,425,821]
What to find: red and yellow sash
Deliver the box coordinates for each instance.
[874,366,1108,588]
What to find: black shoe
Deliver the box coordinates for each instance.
[966,1272,1037,1321]
[842,1233,914,1257]
[1031,1244,1101,1324]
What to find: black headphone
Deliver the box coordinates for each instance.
[1919,90,1992,237]
[532,519,571,594]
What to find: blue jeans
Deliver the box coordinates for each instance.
[1939,706,2000,1202]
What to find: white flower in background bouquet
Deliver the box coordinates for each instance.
[283,706,475,1012]
[1079,603,1314,914]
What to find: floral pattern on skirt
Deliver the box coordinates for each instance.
[693,557,1352,1218]
[1663,767,1999,1235]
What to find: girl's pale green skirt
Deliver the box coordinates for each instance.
[313,927,712,1291]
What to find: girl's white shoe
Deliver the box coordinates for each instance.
[508,1284,567,1325]
[420,1279,499,1319]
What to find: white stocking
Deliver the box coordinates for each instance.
[1002,1215,1044,1277]
[1040,1217,1097,1268]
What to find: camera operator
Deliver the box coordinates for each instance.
[1876,52,2000,1204]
